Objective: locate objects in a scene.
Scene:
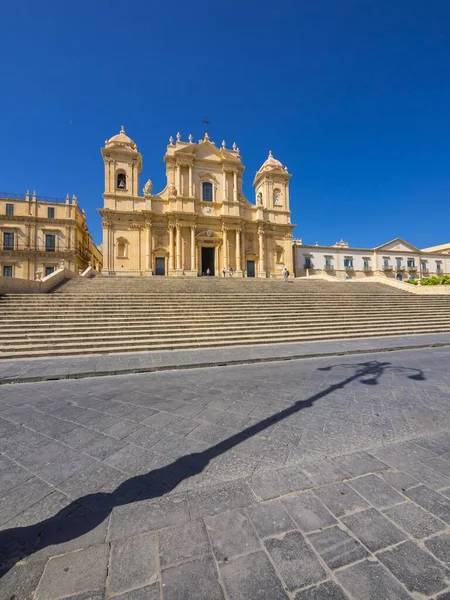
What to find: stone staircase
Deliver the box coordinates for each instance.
[1,277,450,359]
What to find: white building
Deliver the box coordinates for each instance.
[293,238,450,280]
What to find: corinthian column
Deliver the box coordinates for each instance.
[176,222,182,271]
[169,224,175,271]
[236,229,241,273]
[222,226,228,270]
[190,226,196,272]
[146,221,152,272]
[258,227,266,277]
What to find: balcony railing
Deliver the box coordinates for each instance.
[408,265,417,271]
[344,265,354,270]
[0,192,74,204]
[324,264,334,270]
[0,243,91,261]
[304,264,313,270]
[383,265,393,271]
[421,268,429,274]
[363,266,372,271]
[396,265,406,271]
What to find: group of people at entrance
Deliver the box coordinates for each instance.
[204,266,290,279]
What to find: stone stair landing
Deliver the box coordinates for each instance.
[1,277,449,359]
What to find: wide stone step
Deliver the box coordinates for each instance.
[2,311,450,335]
[0,324,448,359]
[1,320,449,349]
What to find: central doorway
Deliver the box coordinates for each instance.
[201,247,215,276]
[246,260,255,278]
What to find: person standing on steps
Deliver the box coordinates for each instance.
[206,267,211,277]
[282,266,289,281]
[229,266,234,277]
[222,267,226,278]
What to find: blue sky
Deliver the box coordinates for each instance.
[1,0,450,247]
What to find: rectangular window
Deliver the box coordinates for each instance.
[384,258,390,267]
[325,256,332,267]
[47,207,55,219]
[2,265,13,277]
[343,258,353,268]
[45,234,56,252]
[3,232,14,250]
[396,259,402,269]
[421,262,427,271]
[304,256,312,269]
[5,204,14,216]
[363,259,370,269]
[437,262,442,273]
[45,266,55,277]
[407,259,415,268]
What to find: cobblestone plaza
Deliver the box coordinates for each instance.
[1,346,450,599]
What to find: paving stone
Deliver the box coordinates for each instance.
[80,435,127,460]
[113,583,160,600]
[247,499,296,538]
[294,581,350,600]
[34,510,110,559]
[282,491,337,533]
[187,480,255,519]
[141,411,177,429]
[205,508,260,561]
[384,501,446,538]
[405,485,450,524]
[104,444,155,473]
[308,526,369,569]
[342,508,407,552]
[102,419,141,440]
[434,592,450,600]
[250,466,313,500]
[264,530,326,591]
[373,441,437,468]
[161,555,225,600]
[426,455,450,478]
[314,483,370,518]
[379,469,418,491]
[219,550,288,600]
[34,449,94,486]
[1,490,73,530]
[401,460,450,490]
[163,417,199,436]
[425,533,450,563]
[57,462,121,498]
[0,558,47,600]
[124,406,159,422]
[348,474,405,508]
[56,426,99,449]
[0,463,33,493]
[35,544,109,600]
[0,476,53,525]
[414,432,450,455]
[378,540,450,596]
[18,441,71,470]
[332,451,389,477]
[301,460,350,486]
[336,559,413,600]
[159,519,211,567]
[108,494,190,541]
[108,532,158,596]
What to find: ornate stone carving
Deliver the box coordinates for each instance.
[143,179,153,195]
[168,183,177,197]
[257,192,263,205]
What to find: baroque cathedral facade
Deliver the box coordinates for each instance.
[99,127,294,277]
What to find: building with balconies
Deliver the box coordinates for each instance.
[0,191,102,280]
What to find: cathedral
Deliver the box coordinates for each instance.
[99,127,294,277]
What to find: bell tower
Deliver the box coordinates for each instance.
[253,150,291,214]
[101,126,142,198]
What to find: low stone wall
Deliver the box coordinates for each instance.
[80,266,99,278]
[298,272,450,294]
[0,268,76,295]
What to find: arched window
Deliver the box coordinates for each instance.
[117,237,128,258]
[202,182,213,202]
[273,188,281,205]
[116,172,126,189]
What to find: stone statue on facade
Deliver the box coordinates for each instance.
[143,179,153,195]
[168,183,177,197]
[257,192,263,205]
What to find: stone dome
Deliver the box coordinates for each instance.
[258,150,285,172]
[105,126,137,151]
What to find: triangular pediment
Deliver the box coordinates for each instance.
[374,238,420,253]
[194,142,223,162]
